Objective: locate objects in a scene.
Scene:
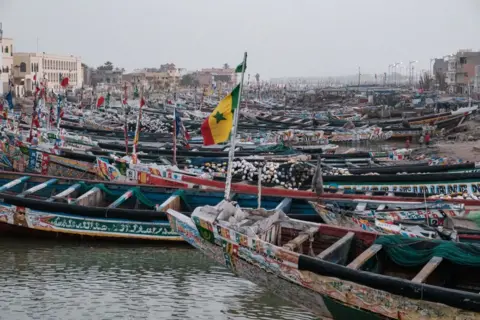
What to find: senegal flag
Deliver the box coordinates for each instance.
[201,85,240,146]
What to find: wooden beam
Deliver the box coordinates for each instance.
[17,179,57,198]
[108,188,136,208]
[46,183,82,202]
[412,256,443,284]
[275,198,292,213]
[0,176,30,192]
[73,187,102,206]
[347,244,382,270]
[317,231,354,264]
[283,227,318,252]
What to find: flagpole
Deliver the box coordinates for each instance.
[173,103,177,166]
[224,51,247,201]
[123,82,129,155]
[132,86,144,163]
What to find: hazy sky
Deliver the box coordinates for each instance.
[1,0,479,79]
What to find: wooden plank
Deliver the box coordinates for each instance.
[347,244,382,270]
[355,202,367,212]
[156,193,181,212]
[107,188,136,208]
[317,231,354,264]
[0,176,30,192]
[46,183,81,202]
[73,187,102,206]
[17,179,58,198]
[275,198,292,213]
[412,256,443,283]
[283,227,318,252]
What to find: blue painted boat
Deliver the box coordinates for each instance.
[0,171,320,241]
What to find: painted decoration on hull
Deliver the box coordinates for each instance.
[325,181,480,195]
[168,211,476,320]
[0,203,181,240]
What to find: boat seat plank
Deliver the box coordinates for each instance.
[46,183,82,202]
[275,198,292,213]
[283,227,318,251]
[376,204,386,211]
[355,202,367,212]
[317,232,354,264]
[412,256,443,284]
[347,244,382,270]
[73,187,102,206]
[108,188,136,208]
[0,176,30,192]
[17,179,58,198]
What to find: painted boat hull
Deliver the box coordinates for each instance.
[167,210,479,319]
[0,202,182,241]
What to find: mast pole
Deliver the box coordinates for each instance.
[123,82,129,154]
[224,52,247,201]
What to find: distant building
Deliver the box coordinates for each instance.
[0,31,14,94]
[445,50,480,94]
[123,67,179,90]
[474,65,480,94]
[91,68,124,88]
[82,63,92,86]
[196,67,236,87]
[432,58,448,76]
[13,52,82,95]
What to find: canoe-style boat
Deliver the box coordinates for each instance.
[167,201,480,319]
[0,171,322,241]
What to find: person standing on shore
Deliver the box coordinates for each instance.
[425,132,431,146]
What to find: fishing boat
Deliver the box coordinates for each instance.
[166,201,480,319]
[0,171,323,241]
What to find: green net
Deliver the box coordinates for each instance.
[374,235,480,267]
[254,143,296,154]
[78,182,157,208]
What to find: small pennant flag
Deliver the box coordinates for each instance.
[235,61,247,73]
[96,96,105,108]
[140,97,145,108]
[33,74,37,81]
[60,77,69,88]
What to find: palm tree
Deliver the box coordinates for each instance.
[223,63,230,69]
[255,73,260,83]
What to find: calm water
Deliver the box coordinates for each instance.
[0,238,319,320]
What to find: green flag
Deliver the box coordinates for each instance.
[133,86,139,99]
[235,61,246,73]
[106,92,111,107]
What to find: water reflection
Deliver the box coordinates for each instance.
[0,238,318,319]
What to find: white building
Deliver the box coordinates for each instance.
[13,52,83,94]
[0,32,14,95]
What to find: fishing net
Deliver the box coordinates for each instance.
[78,182,157,208]
[374,235,480,267]
[254,144,296,154]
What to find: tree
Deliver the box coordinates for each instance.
[180,73,199,87]
[97,61,114,71]
[223,63,230,69]
[255,73,260,83]
[418,72,433,90]
[436,71,447,91]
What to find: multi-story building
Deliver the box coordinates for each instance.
[474,65,480,94]
[196,66,237,87]
[0,29,14,94]
[444,50,480,94]
[91,68,124,87]
[13,52,83,94]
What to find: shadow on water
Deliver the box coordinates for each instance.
[0,236,320,320]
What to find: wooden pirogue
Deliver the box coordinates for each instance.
[167,201,480,319]
[0,171,321,241]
